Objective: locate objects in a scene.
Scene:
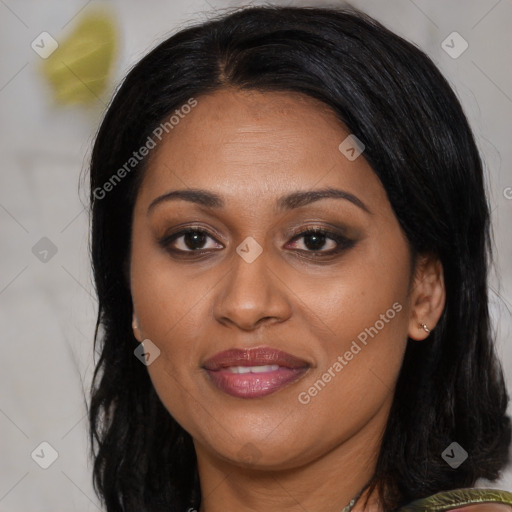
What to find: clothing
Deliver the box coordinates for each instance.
[396,488,512,511]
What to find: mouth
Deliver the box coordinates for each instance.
[202,346,310,399]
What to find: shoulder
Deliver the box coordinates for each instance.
[396,488,512,511]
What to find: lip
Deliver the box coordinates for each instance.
[203,346,310,370]
[202,346,310,399]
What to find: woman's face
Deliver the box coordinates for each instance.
[129,88,442,471]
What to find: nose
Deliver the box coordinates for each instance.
[213,243,292,331]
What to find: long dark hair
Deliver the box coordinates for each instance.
[88,5,511,511]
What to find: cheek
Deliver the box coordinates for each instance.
[130,259,203,429]
[295,228,411,409]
[129,224,221,427]
[307,225,411,348]
[130,220,205,346]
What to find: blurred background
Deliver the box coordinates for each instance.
[0,0,511,510]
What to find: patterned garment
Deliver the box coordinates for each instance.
[397,488,512,511]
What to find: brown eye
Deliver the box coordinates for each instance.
[158,226,355,258]
[159,228,222,253]
[286,228,355,256]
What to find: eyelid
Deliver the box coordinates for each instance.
[157,224,356,257]
[158,225,221,250]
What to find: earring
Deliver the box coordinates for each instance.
[419,322,430,334]
[132,317,141,340]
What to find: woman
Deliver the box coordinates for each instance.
[88,5,512,511]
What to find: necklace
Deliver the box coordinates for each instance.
[341,482,369,512]
[190,482,370,512]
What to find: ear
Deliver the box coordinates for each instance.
[408,252,446,341]
[132,312,143,342]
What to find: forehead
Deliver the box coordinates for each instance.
[136,88,386,213]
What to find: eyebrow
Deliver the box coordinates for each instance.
[147,187,372,215]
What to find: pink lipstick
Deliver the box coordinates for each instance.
[202,346,310,399]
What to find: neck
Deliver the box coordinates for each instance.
[194,404,388,512]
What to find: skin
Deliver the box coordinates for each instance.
[129,88,448,512]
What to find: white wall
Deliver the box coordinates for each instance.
[0,1,510,510]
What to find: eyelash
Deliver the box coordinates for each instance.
[158,226,355,258]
